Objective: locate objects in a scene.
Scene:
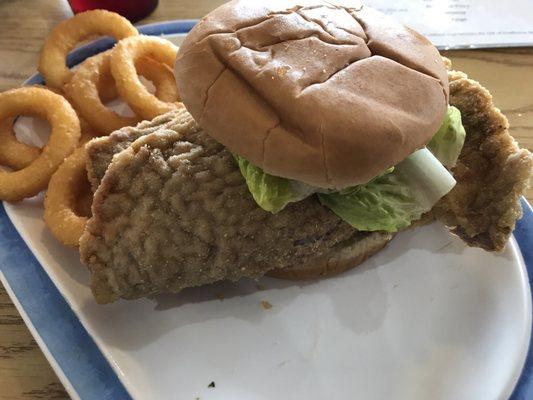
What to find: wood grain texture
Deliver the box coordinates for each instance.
[443,49,533,200]
[0,1,531,399]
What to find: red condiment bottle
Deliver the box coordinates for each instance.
[67,0,158,22]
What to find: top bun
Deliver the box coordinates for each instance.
[174,0,449,188]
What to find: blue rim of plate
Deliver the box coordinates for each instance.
[0,19,531,400]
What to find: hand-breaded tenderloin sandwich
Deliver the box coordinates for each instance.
[173,2,531,255]
[80,0,532,303]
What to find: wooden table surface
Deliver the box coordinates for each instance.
[0,0,531,399]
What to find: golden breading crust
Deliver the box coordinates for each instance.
[434,68,532,251]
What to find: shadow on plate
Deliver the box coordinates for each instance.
[79,252,390,351]
[78,222,496,351]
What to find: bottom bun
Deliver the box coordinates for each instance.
[267,231,394,280]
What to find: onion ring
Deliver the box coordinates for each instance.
[44,146,89,247]
[0,118,40,170]
[136,57,180,103]
[97,57,178,103]
[64,51,142,135]
[65,51,181,134]
[0,85,67,170]
[38,9,138,89]
[0,87,80,202]
[0,115,93,171]
[111,35,181,120]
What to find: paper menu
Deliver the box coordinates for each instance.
[364,0,533,49]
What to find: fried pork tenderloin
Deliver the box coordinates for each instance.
[80,109,393,303]
[80,68,531,303]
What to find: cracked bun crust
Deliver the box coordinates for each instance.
[174,0,449,188]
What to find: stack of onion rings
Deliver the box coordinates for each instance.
[0,87,80,202]
[0,9,186,250]
[64,51,142,134]
[39,9,138,89]
[44,146,90,247]
[111,35,181,120]
[65,50,181,134]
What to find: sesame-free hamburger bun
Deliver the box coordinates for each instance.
[174,0,449,189]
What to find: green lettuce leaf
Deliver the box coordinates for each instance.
[427,105,466,168]
[234,155,308,213]
[234,106,463,230]
[318,149,456,232]
[318,173,422,232]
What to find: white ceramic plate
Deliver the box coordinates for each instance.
[0,21,532,400]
